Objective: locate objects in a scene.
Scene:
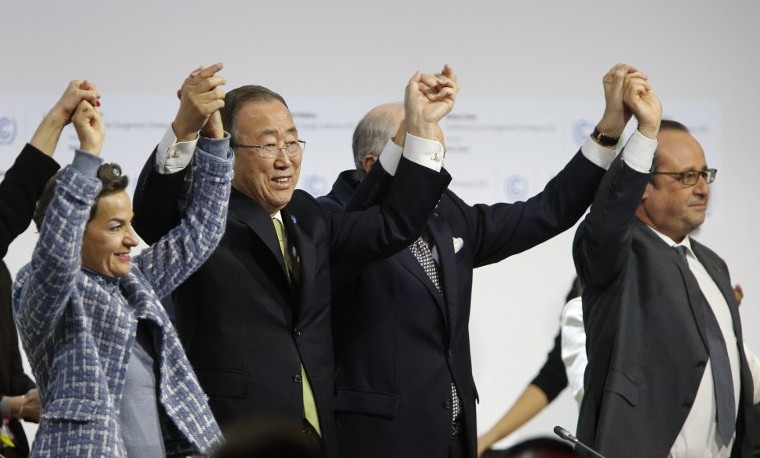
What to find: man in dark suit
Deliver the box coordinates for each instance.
[574,74,757,456]
[316,64,638,458]
[132,65,453,457]
[0,80,100,457]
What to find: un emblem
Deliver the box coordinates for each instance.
[303,174,328,196]
[574,120,594,145]
[505,175,528,202]
[0,117,17,145]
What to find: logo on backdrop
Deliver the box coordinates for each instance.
[303,174,329,197]
[504,175,528,202]
[0,117,17,145]
[574,119,594,145]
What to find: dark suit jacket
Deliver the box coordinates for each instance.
[133,154,450,458]
[1,262,35,457]
[0,144,59,259]
[0,144,58,457]
[317,151,605,458]
[573,155,755,457]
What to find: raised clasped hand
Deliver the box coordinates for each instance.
[72,99,105,155]
[404,64,458,139]
[52,80,101,126]
[597,63,646,136]
[173,63,226,141]
[622,73,662,140]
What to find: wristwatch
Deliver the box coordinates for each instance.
[591,127,620,147]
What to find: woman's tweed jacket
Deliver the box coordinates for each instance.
[13,139,232,457]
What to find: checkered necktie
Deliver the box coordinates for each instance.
[409,236,462,433]
[409,237,442,293]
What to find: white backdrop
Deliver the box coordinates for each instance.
[1,0,759,450]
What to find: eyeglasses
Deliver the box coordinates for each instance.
[231,140,306,159]
[651,168,717,186]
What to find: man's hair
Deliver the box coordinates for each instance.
[650,119,691,172]
[222,85,288,145]
[659,119,690,134]
[34,163,129,231]
[351,104,403,181]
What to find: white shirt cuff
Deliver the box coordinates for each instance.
[621,130,658,174]
[155,127,198,174]
[377,139,403,176]
[401,133,444,172]
[581,137,617,170]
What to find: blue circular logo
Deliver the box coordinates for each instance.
[505,175,528,201]
[303,174,328,196]
[574,120,594,145]
[0,117,17,145]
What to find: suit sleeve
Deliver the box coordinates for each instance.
[344,159,394,211]
[572,154,650,290]
[572,132,657,289]
[132,147,191,245]
[0,144,60,258]
[325,156,451,283]
[134,139,233,299]
[530,330,569,402]
[456,151,605,268]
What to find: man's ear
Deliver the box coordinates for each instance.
[640,182,653,203]
[362,154,377,173]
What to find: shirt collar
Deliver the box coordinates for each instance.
[647,225,694,257]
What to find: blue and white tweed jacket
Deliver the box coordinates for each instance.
[13,139,232,457]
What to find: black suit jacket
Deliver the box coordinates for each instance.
[133,154,450,457]
[318,150,605,458]
[1,262,35,457]
[573,155,755,457]
[0,144,58,457]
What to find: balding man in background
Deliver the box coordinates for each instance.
[317,64,639,458]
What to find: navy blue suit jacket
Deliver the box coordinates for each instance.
[318,150,605,458]
[133,154,450,458]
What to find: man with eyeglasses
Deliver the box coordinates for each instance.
[574,74,757,457]
[132,64,453,457]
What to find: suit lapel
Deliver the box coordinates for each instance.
[671,247,710,351]
[691,241,744,343]
[282,209,316,312]
[428,216,458,335]
[638,224,710,350]
[395,218,450,329]
[229,190,296,304]
[691,241,756,439]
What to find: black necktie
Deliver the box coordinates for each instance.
[674,245,735,446]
